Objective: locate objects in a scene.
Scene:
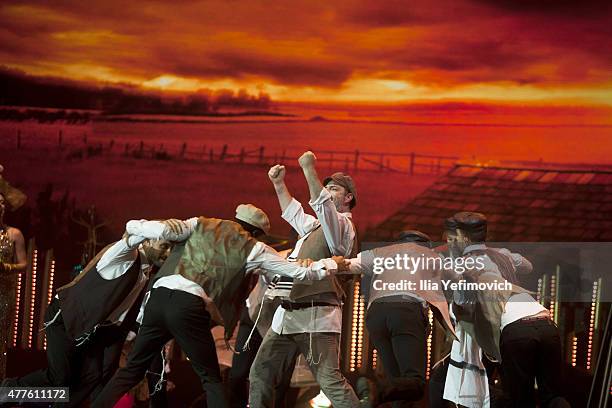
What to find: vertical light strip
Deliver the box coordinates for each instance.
[549,270,558,324]
[536,277,543,304]
[553,266,560,325]
[571,336,577,367]
[356,295,365,369]
[349,281,361,372]
[12,272,22,347]
[594,277,602,331]
[372,348,378,370]
[28,249,38,348]
[426,309,434,380]
[586,280,598,371]
[44,259,55,350]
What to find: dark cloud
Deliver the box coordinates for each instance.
[0,0,610,93]
[475,0,612,18]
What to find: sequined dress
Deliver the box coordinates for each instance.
[0,227,16,380]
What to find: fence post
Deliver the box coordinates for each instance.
[410,152,415,175]
[220,144,228,161]
[180,142,187,158]
[239,147,245,164]
[354,150,360,172]
[259,146,265,164]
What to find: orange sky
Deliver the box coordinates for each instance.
[1,0,611,108]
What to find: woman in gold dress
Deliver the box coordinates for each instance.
[0,168,27,380]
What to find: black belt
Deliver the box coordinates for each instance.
[519,314,551,323]
[449,359,486,375]
[280,300,337,311]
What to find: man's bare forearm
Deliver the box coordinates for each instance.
[273,181,293,212]
[302,165,324,202]
[298,151,324,202]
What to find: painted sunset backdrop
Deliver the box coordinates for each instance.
[1,0,612,238]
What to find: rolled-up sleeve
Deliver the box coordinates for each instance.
[281,198,319,237]
[309,189,355,256]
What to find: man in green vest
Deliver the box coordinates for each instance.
[92,204,343,408]
[249,151,361,408]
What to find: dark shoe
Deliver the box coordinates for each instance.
[356,376,378,407]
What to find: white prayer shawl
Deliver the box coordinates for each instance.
[443,309,490,408]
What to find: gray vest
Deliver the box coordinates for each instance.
[289,223,358,303]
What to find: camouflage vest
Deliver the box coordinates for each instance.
[155,217,257,339]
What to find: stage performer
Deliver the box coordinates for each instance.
[92,204,343,408]
[1,216,177,407]
[445,212,569,408]
[0,168,27,380]
[249,151,361,408]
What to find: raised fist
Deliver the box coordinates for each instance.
[298,151,317,168]
[268,164,286,183]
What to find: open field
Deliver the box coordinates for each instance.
[2,119,611,238]
[0,143,436,238]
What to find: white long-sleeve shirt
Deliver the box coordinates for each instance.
[271,188,356,335]
[53,221,175,326]
[129,217,338,323]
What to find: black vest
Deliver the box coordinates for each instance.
[58,255,142,340]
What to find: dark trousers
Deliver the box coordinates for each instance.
[92,287,227,408]
[70,327,168,407]
[14,298,79,389]
[145,349,169,408]
[228,308,293,408]
[67,325,126,406]
[500,318,570,408]
[428,358,451,408]
[365,300,429,405]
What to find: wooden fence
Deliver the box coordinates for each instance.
[5,128,459,175]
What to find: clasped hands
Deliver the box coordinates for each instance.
[296,256,350,273]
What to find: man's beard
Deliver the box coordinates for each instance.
[448,244,463,259]
[331,195,343,212]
